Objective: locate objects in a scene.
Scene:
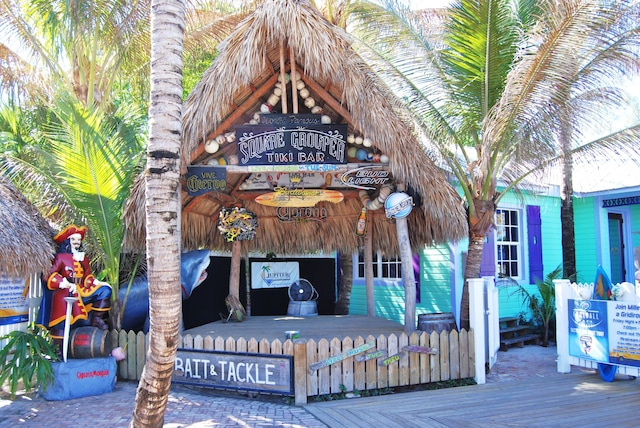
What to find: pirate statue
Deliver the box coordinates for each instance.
[37,225,112,348]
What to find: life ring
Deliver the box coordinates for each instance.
[359,184,393,211]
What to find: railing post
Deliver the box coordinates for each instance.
[468,278,486,385]
[554,279,572,373]
[293,339,308,405]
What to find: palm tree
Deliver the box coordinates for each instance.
[0,0,150,108]
[0,96,146,290]
[348,0,640,328]
[130,0,185,424]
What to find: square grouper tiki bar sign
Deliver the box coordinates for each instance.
[235,123,348,166]
[173,349,294,395]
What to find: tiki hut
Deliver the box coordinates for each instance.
[0,180,55,278]
[124,0,467,256]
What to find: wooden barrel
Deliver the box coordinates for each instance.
[69,326,113,359]
[417,313,457,334]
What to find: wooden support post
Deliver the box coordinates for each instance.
[396,183,416,333]
[290,45,298,114]
[229,239,241,299]
[279,42,288,114]
[365,229,375,316]
[293,340,308,405]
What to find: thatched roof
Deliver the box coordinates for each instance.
[0,180,55,277]
[124,0,467,256]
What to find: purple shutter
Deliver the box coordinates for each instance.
[480,230,496,277]
[527,205,543,284]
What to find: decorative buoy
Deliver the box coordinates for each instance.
[204,139,219,154]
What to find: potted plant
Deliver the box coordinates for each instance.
[0,322,60,399]
[510,265,564,347]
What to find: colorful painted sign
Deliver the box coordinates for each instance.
[186,166,227,196]
[255,188,344,207]
[568,299,640,367]
[355,349,387,362]
[403,345,438,354]
[236,124,348,166]
[173,349,294,395]
[0,275,29,325]
[340,166,391,190]
[251,262,300,289]
[308,341,376,372]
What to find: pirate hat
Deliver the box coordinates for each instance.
[53,224,87,244]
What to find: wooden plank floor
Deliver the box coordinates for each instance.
[305,370,640,427]
[183,315,408,342]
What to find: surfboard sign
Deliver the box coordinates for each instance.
[255,187,344,207]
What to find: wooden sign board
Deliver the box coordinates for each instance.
[236,124,348,166]
[309,341,375,372]
[379,352,403,366]
[255,188,344,207]
[173,349,293,395]
[355,349,387,362]
[403,345,438,354]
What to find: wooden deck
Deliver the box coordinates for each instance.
[305,369,640,427]
[183,315,408,342]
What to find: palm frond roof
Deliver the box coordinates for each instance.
[124,0,467,256]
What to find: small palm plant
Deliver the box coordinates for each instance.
[0,323,60,399]
[511,265,563,347]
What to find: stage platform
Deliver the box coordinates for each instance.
[183,315,408,342]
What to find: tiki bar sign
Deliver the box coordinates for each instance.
[185,166,227,196]
[236,124,348,166]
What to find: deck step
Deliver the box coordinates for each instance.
[500,333,540,351]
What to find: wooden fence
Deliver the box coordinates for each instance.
[109,328,475,404]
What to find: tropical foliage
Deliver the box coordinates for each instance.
[510,265,563,346]
[347,0,640,327]
[0,323,59,399]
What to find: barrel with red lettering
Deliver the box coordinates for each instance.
[69,326,114,359]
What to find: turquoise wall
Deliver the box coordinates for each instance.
[348,189,566,324]
[348,245,452,325]
[495,192,563,321]
[573,197,598,283]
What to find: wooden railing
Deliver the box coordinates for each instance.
[109,329,475,404]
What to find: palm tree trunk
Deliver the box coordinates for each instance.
[460,197,496,330]
[131,0,185,426]
[561,139,576,280]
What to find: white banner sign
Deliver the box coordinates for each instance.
[251,262,299,289]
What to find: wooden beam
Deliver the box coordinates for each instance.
[189,73,281,164]
[302,77,355,127]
